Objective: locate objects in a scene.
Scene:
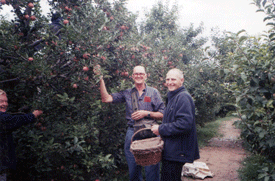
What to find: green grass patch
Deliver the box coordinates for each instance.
[196,116,236,147]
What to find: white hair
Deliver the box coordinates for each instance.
[167,68,184,79]
[0,89,7,96]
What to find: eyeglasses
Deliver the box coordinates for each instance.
[133,73,146,76]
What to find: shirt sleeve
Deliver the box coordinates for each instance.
[111,90,126,103]
[0,112,36,133]
[152,89,165,114]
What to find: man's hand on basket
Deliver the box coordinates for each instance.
[131,110,148,120]
[151,125,160,136]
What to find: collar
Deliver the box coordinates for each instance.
[167,86,186,100]
[131,83,147,93]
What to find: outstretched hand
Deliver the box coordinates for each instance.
[33,110,43,118]
[93,64,102,76]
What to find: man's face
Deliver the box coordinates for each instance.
[166,70,184,91]
[0,94,8,112]
[132,66,147,85]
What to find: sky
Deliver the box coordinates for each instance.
[0,0,269,37]
[125,0,269,36]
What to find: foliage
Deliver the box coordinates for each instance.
[0,0,224,180]
[203,0,275,178]
[1,0,137,180]
[139,2,225,125]
[238,154,275,181]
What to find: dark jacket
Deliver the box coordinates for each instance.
[0,112,35,172]
[159,86,199,163]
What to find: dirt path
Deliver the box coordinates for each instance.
[182,118,247,181]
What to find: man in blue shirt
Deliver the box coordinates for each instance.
[0,89,43,181]
[151,68,200,181]
[94,65,165,181]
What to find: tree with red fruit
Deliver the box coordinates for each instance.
[0,0,140,180]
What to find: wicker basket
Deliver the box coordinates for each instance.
[130,128,164,166]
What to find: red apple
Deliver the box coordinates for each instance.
[73,57,79,62]
[24,15,29,19]
[121,25,127,30]
[124,71,129,76]
[83,53,90,59]
[102,26,109,31]
[63,19,69,25]
[84,76,89,81]
[101,56,106,61]
[1,0,6,4]
[83,66,89,72]
[73,84,78,88]
[28,57,33,61]
[28,2,34,8]
[30,15,36,21]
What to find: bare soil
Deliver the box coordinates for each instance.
[182,118,247,181]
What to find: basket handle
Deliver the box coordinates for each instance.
[131,128,157,143]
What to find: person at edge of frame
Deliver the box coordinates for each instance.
[0,89,43,181]
[151,68,200,181]
[93,65,165,181]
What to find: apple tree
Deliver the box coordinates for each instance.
[0,0,143,180]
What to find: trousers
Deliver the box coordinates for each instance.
[161,159,185,181]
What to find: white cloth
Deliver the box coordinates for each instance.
[182,161,214,179]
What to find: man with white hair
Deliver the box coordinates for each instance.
[94,65,165,181]
[0,89,43,181]
[151,68,200,181]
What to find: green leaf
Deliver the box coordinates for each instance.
[266,22,275,26]
[267,100,274,108]
[74,136,78,145]
[258,173,267,179]
[262,0,267,7]
[256,9,264,12]
[239,36,248,43]
[264,176,270,181]
[49,138,54,145]
[259,131,267,139]
[237,29,246,36]
[241,73,247,82]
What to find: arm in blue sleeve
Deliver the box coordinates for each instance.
[0,112,36,133]
[159,95,194,137]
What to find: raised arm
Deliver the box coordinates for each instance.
[93,65,113,103]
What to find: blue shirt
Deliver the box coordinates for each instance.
[111,84,165,126]
[0,112,35,171]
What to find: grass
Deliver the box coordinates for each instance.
[196,116,236,147]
